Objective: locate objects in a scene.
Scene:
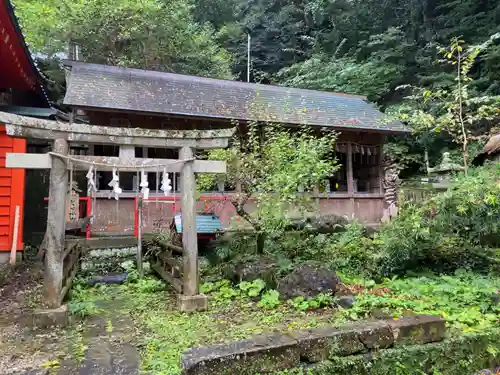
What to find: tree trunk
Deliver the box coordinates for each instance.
[462,140,469,176]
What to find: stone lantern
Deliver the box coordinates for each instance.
[427,152,465,188]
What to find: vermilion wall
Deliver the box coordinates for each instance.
[0,124,25,252]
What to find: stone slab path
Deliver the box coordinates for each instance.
[61,300,140,375]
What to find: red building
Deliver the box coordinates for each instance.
[0,0,49,262]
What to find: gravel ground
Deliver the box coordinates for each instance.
[0,262,69,375]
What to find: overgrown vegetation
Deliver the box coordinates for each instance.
[65,163,499,372]
[300,332,500,375]
[13,0,500,174]
[65,263,499,375]
[12,0,499,371]
[375,165,499,276]
[206,164,499,280]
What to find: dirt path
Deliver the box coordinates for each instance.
[0,262,59,374]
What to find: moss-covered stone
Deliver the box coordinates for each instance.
[181,333,300,375]
[181,316,448,374]
[289,326,366,363]
[288,321,393,362]
[356,321,394,350]
[386,315,446,345]
[291,333,500,375]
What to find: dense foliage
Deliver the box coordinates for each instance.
[13,0,233,101]
[68,265,499,374]
[188,0,500,100]
[375,165,499,276]
[332,166,499,277]
[15,0,500,97]
[14,0,500,171]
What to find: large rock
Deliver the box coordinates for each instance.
[277,264,338,299]
[233,256,278,286]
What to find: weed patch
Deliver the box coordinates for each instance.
[338,272,500,333]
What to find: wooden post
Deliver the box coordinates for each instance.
[45,139,69,307]
[378,144,384,195]
[313,184,320,209]
[347,142,355,216]
[347,142,354,195]
[137,196,144,278]
[9,206,20,265]
[180,146,198,296]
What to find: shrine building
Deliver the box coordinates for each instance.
[0,0,51,262]
[58,61,408,235]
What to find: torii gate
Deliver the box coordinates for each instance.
[0,111,234,311]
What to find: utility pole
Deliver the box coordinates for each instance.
[247,33,251,82]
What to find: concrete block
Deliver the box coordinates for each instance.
[0,251,22,264]
[178,294,208,312]
[180,314,446,374]
[289,320,393,362]
[386,315,446,345]
[356,320,394,350]
[289,326,363,362]
[31,305,69,328]
[181,333,299,375]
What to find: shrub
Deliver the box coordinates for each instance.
[326,222,381,278]
[376,165,500,276]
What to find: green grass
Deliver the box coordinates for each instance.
[67,271,500,375]
[340,272,500,334]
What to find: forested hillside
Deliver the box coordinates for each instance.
[13,0,500,173]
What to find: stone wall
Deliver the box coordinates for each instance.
[181,315,499,375]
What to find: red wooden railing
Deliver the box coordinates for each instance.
[44,196,91,239]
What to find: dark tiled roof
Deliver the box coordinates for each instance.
[63,61,407,133]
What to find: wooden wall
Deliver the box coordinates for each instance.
[90,194,384,235]
[0,124,25,252]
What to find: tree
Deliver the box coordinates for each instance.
[14,0,233,79]
[198,121,338,252]
[391,35,500,175]
[436,36,500,174]
[276,28,412,100]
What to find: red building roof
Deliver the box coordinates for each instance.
[0,0,47,104]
